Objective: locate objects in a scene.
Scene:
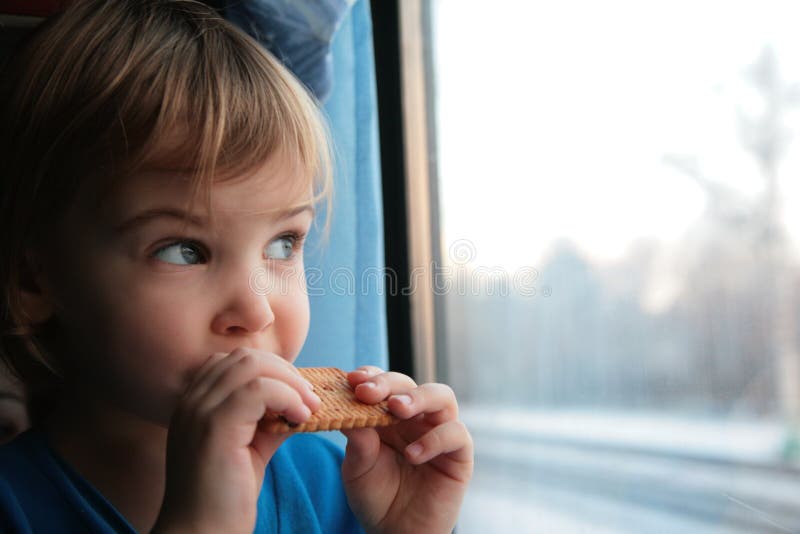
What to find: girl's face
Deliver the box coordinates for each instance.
[37,154,315,425]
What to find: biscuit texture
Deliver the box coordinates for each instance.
[260,367,397,433]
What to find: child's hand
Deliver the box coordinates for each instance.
[152,349,321,534]
[341,367,474,534]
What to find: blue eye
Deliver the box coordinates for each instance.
[153,241,206,265]
[151,233,305,266]
[266,234,304,261]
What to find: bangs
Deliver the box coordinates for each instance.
[132,21,333,220]
[75,0,333,234]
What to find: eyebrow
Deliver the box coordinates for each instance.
[113,204,315,235]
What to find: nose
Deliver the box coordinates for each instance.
[211,265,276,336]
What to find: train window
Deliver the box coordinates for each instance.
[422,0,800,531]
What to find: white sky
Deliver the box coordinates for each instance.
[432,0,800,271]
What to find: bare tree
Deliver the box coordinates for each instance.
[664,45,800,423]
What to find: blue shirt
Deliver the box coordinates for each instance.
[0,429,363,533]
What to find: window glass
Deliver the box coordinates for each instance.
[430,1,800,530]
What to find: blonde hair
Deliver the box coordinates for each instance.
[0,0,335,423]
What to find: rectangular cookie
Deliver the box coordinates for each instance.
[260,367,397,433]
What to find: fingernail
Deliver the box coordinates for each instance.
[406,443,424,458]
[391,394,412,405]
[304,379,315,391]
[359,381,376,389]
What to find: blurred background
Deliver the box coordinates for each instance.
[428,0,800,531]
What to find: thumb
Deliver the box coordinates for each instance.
[340,428,381,483]
[250,430,290,470]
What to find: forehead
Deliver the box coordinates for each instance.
[102,155,313,223]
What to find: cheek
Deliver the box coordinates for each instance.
[115,295,202,360]
[101,277,210,373]
[51,264,207,419]
[61,264,199,357]
[276,268,310,362]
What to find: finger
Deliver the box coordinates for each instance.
[340,427,381,483]
[182,351,228,396]
[404,419,473,466]
[346,366,384,387]
[184,348,298,406]
[182,351,251,407]
[204,377,309,458]
[387,382,458,425]
[352,371,417,404]
[197,352,319,415]
[213,377,310,440]
[250,428,291,467]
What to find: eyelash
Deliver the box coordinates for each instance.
[150,231,307,264]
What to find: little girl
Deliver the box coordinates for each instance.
[0,1,473,532]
